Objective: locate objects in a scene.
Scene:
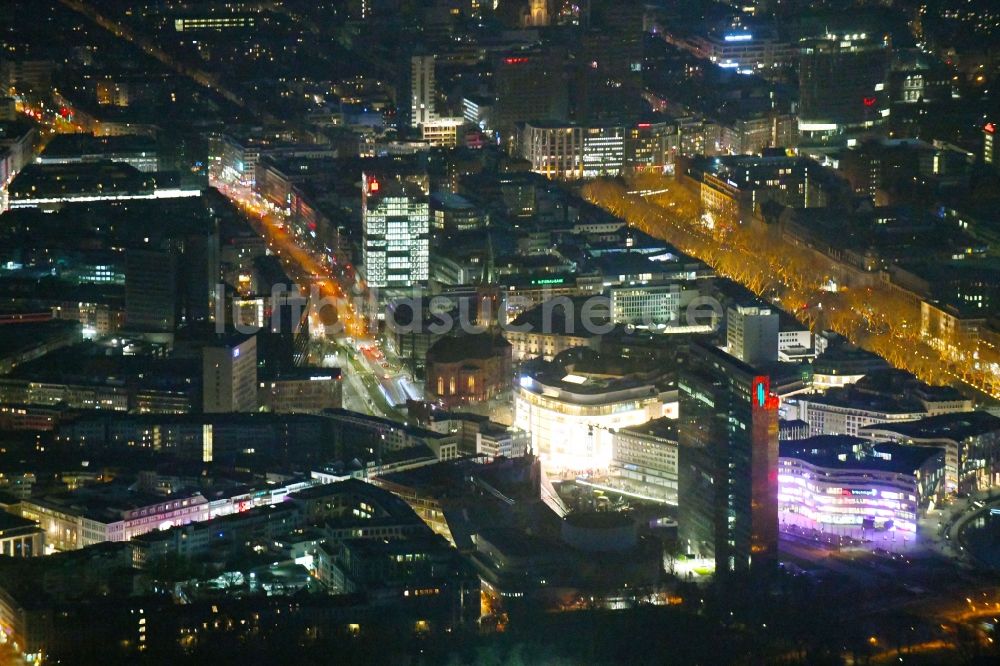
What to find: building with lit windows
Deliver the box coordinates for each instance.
[515,367,666,472]
[677,341,779,574]
[462,96,492,131]
[430,191,485,233]
[609,284,686,327]
[626,121,677,172]
[985,121,996,172]
[425,333,512,409]
[610,417,678,504]
[38,133,159,172]
[259,368,343,414]
[517,122,624,179]
[173,15,256,32]
[361,172,430,289]
[794,391,933,439]
[778,436,945,540]
[19,485,211,551]
[505,296,608,361]
[683,154,841,220]
[420,118,462,147]
[0,513,43,557]
[5,162,199,211]
[684,25,796,78]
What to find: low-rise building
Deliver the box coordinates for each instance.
[779,436,945,540]
[425,333,512,408]
[0,513,43,557]
[20,484,210,551]
[610,417,678,504]
[515,368,665,472]
[860,412,1000,494]
[259,368,343,413]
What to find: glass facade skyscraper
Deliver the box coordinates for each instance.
[677,340,779,575]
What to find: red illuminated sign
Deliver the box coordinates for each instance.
[504,57,529,65]
[986,122,996,134]
[862,97,877,108]
[752,376,779,411]
[637,123,651,128]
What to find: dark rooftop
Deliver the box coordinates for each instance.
[859,411,1000,442]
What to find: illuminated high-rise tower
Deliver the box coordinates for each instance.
[361,172,430,289]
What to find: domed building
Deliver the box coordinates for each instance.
[425,333,512,408]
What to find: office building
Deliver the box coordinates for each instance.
[609,284,688,327]
[124,225,219,337]
[518,122,625,179]
[626,121,678,172]
[0,514,43,558]
[684,24,796,79]
[37,133,159,172]
[430,191,485,233]
[125,248,178,334]
[779,436,945,540]
[259,368,343,414]
[19,485,211,551]
[361,172,430,289]
[462,96,492,131]
[493,49,568,142]
[798,34,890,143]
[727,305,779,366]
[420,118,462,148]
[794,392,931,438]
[202,335,258,414]
[677,341,779,574]
[611,417,679,504]
[410,54,436,129]
[5,162,199,211]
[683,155,843,221]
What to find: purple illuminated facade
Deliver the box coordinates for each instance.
[778,437,945,539]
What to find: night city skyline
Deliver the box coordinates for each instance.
[2,1,1000,664]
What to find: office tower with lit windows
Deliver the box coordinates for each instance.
[361,172,430,289]
[202,334,258,414]
[798,33,890,143]
[410,54,436,129]
[677,341,779,575]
